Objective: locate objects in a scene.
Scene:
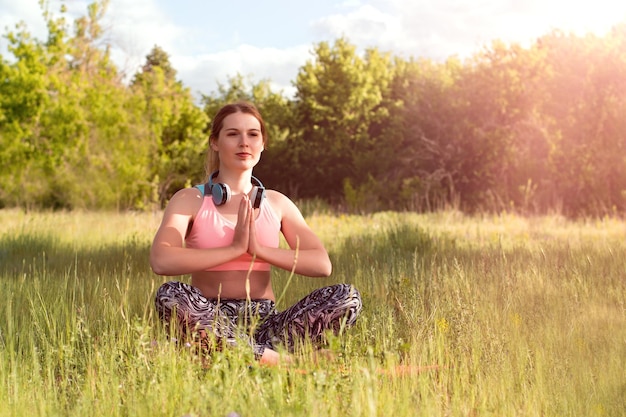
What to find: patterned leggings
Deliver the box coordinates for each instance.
[154,281,362,358]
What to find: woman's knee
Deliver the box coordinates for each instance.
[329,283,362,308]
[310,283,363,323]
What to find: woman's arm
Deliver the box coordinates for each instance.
[249,191,332,277]
[150,189,250,276]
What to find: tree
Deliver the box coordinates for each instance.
[131,45,209,207]
[381,57,462,210]
[1,1,155,209]
[0,21,50,207]
[538,28,626,215]
[289,38,393,202]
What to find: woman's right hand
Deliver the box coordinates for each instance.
[232,195,252,253]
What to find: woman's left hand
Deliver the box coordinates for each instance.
[247,201,262,258]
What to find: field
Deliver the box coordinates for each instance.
[0,208,624,416]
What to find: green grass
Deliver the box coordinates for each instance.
[1,208,624,416]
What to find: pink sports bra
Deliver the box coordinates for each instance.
[185,190,281,271]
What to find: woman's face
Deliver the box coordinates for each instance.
[212,111,265,171]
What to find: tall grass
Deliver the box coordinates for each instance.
[1,208,624,416]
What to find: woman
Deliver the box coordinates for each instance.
[151,101,362,365]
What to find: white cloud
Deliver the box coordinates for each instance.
[312,4,399,44]
[104,0,186,79]
[174,44,312,99]
[0,0,48,44]
[311,0,626,62]
[383,0,626,57]
[309,2,484,60]
[2,0,625,100]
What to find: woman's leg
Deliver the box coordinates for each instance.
[255,283,362,352]
[216,298,274,359]
[154,281,215,335]
[154,281,271,358]
[154,281,237,347]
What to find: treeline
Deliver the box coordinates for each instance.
[1,1,625,217]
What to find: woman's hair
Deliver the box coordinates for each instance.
[205,101,267,180]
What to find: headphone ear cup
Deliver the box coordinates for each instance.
[250,186,265,209]
[212,183,231,206]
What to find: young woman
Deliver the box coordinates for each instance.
[150,101,362,365]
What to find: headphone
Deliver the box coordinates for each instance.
[207,171,266,209]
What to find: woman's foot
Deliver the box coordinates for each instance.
[259,348,292,366]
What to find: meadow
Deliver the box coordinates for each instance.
[0,207,624,416]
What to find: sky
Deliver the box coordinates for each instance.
[1,0,625,99]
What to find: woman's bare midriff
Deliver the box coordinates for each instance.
[191,270,275,301]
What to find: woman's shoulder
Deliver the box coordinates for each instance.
[265,189,292,206]
[265,189,300,219]
[170,186,203,203]
[164,186,204,217]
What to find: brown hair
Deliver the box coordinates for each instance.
[205,101,267,180]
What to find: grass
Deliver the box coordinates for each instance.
[0,208,624,416]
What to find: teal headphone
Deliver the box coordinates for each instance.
[207,171,266,209]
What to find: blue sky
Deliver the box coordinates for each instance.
[1,0,625,99]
